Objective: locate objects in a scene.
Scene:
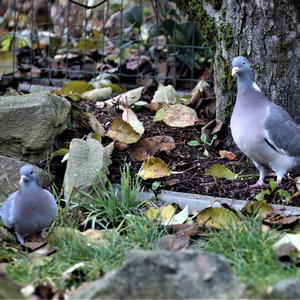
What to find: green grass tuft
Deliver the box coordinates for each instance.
[195,216,300,294]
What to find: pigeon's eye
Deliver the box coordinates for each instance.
[243,62,246,65]
[30,171,33,175]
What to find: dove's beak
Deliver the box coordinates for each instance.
[19,175,27,184]
[231,67,241,76]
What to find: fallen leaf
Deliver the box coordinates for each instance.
[0,51,15,75]
[138,156,171,180]
[196,207,239,229]
[151,83,177,104]
[161,204,177,223]
[167,206,189,225]
[130,136,175,161]
[295,177,300,192]
[241,200,273,218]
[61,262,85,280]
[122,108,145,135]
[273,233,300,265]
[80,87,112,102]
[158,234,190,251]
[219,150,237,161]
[110,86,144,107]
[88,114,105,137]
[206,164,239,180]
[201,119,223,140]
[165,178,181,186]
[264,215,299,227]
[167,224,202,237]
[54,80,94,101]
[107,118,141,144]
[146,207,159,220]
[154,104,198,127]
[80,229,110,245]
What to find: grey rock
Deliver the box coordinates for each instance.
[269,278,300,299]
[63,138,112,201]
[0,156,52,203]
[70,250,246,299]
[0,92,71,163]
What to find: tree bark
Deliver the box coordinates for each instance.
[174,0,300,123]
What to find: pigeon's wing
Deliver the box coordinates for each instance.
[264,103,300,157]
[0,191,18,228]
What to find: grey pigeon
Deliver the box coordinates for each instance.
[0,165,57,243]
[230,56,300,187]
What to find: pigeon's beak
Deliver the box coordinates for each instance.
[19,175,27,184]
[231,67,241,76]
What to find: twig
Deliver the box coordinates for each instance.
[68,0,109,9]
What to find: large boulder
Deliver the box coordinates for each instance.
[70,250,246,299]
[0,92,71,163]
[0,156,52,203]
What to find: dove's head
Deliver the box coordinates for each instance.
[19,165,37,184]
[231,56,252,77]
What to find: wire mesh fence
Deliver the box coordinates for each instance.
[0,0,212,90]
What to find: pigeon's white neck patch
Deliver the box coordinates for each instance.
[252,82,261,92]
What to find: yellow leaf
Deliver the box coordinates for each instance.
[146,207,158,220]
[107,117,141,144]
[138,156,171,180]
[161,205,176,223]
[196,207,238,229]
[241,200,273,218]
[0,52,15,75]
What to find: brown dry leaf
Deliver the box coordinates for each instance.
[196,207,239,229]
[107,117,141,144]
[138,156,171,180]
[219,150,237,161]
[115,142,129,151]
[80,229,111,245]
[151,83,176,104]
[158,233,190,251]
[122,108,145,135]
[201,119,223,140]
[167,224,202,237]
[130,135,175,161]
[154,104,198,127]
[264,215,299,227]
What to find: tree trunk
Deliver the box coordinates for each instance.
[174,0,300,123]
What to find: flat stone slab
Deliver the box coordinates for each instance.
[138,190,300,216]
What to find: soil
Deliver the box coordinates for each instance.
[83,104,300,208]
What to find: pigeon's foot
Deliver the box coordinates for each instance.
[250,179,266,189]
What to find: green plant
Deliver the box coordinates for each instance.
[187,133,217,156]
[256,180,291,203]
[73,164,142,229]
[195,216,300,294]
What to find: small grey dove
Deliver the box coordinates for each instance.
[230,56,300,187]
[0,165,57,244]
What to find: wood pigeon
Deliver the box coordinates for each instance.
[0,165,57,244]
[230,56,300,187]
